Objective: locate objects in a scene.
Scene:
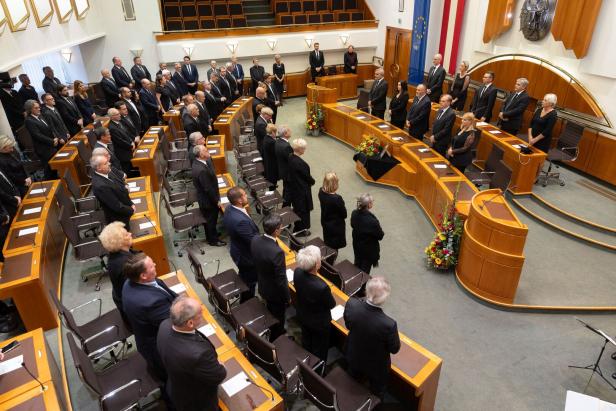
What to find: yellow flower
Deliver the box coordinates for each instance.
[435,258,442,265]
[439,234,446,241]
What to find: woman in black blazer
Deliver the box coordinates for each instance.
[528,93,558,153]
[447,112,477,173]
[388,80,409,129]
[318,172,347,250]
[350,193,384,274]
[272,54,286,104]
[287,138,315,235]
[343,45,358,74]
[74,80,95,126]
[0,135,31,197]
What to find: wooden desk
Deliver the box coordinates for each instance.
[131,126,168,192]
[306,83,338,105]
[207,134,227,174]
[316,74,358,99]
[0,181,66,331]
[213,97,253,150]
[0,329,66,410]
[162,105,183,134]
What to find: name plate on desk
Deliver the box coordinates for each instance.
[22,207,42,215]
[142,139,155,144]
[55,153,70,158]
[18,227,38,237]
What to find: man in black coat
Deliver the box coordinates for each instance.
[90,154,135,227]
[194,91,212,135]
[293,245,336,361]
[344,276,400,398]
[350,193,384,274]
[157,296,226,411]
[405,84,431,140]
[41,67,62,95]
[275,126,293,206]
[16,74,39,104]
[119,87,144,135]
[470,71,498,123]
[181,56,199,94]
[262,123,278,188]
[287,138,315,234]
[0,169,20,220]
[93,127,122,170]
[111,57,134,89]
[264,74,280,123]
[252,87,267,120]
[368,68,388,119]
[100,69,120,108]
[56,85,83,136]
[498,77,530,135]
[23,100,59,179]
[216,69,233,104]
[309,43,325,82]
[192,145,226,247]
[107,108,136,176]
[249,58,265,95]
[122,252,177,380]
[172,63,189,97]
[0,83,24,133]
[254,106,273,156]
[41,93,70,142]
[219,66,237,101]
[130,57,152,90]
[139,79,160,128]
[250,213,288,340]
[222,187,260,301]
[203,83,223,121]
[182,104,205,138]
[209,73,228,109]
[430,94,456,157]
[426,53,446,102]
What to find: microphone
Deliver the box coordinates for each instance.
[478,191,502,210]
[244,377,275,401]
[21,362,47,392]
[168,258,178,275]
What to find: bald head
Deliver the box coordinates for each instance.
[256,87,266,99]
[170,296,201,329]
[433,54,442,65]
[416,84,427,96]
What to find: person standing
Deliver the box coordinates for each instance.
[275,125,293,207]
[272,55,285,104]
[343,45,358,74]
[157,296,227,411]
[231,55,245,94]
[264,74,280,122]
[93,127,122,171]
[90,155,135,228]
[16,74,39,103]
[130,56,152,90]
[250,58,265,95]
[192,145,226,247]
[470,71,497,123]
[111,57,134,89]
[254,105,273,156]
[107,107,136,176]
[450,61,470,111]
[139,79,160,128]
[388,80,409,129]
[23,100,59,180]
[318,172,347,251]
[56,85,84,136]
[405,84,431,140]
[100,69,120,108]
[181,55,199,94]
[528,93,558,153]
[40,93,70,144]
[309,43,325,82]
[426,53,446,102]
[430,94,456,157]
[0,135,32,197]
[263,123,279,188]
[447,112,477,173]
[350,193,384,274]
[73,80,96,126]
[368,68,387,119]
[287,138,315,235]
[498,78,530,135]
[41,66,62,95]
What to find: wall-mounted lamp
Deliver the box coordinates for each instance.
[339,33,350,46]
[266,39,277,51]
[60,48,72,63]
[304,36,314,48]
[226,41,238,54]
[130,48,143,57]
[182,44,194,57]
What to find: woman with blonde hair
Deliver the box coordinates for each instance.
[450,60,471,111]
[318,171,347,250]
[73,80,95,126]
[0,135,31,197]
[447,112,477,173]
[288,138,315,235]
[528,93,558,153]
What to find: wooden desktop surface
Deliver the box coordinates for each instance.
[213,97,253,150]
[206,134,228,174]
[131,126,170,192]
[316,73,358,100]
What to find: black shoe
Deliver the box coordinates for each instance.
[208,240,227,247]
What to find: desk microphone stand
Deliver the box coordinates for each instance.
[568,318,616,392]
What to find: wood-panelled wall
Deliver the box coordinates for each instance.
[482,0,517,43]
[551,0,603,59]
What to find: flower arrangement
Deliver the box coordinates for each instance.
[306,105,324,131]
[425,188,464,270]
[355,135,383,157]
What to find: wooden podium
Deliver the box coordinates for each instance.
[316,74,358,99]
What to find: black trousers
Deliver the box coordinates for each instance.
[354,258,373,274]
[301,324,330,362]
[371,109,385,120]
[500,123,519,136]
[266,300,286,341]
[200,206,220,244]
[348,366,388,400]
[293,207,311,232]
[237,263,257,303]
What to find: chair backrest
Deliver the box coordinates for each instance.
[316,0,328,11]
[288,233,305,252]
[49,290,84,343]
[209,281,233,317]
[327,66,337,75]
[217,16,231,29]
[77,139,92,165]
[319,260,342,289]
[66,332,103,395]
[56,183,76,213]
[15,126,35,153]
[485,144,504,173]
[243,326,279,379]
[276,1,289,13]
[84,129,98,149]
[308,13,321,24]
[187,247,206,285]
[63,169,81,199]
[58,205,81,246]
[489,160,513,191]
[200,17,215,29]
[298,360,336,410]
[293,14,307,24]
[161,194,176,218]
[321,12,334,22]
[557,121,583,151]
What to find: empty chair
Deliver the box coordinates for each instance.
[289,0,301,13]
[321,12,334,23]
[166,18,183,31]
[161,195,206,257]
[181,2,197,17]
[213,1,228,16]
[279,14,293,25]
[289,231,337,264]
[336,11,350,22]
[303,0,315,12]
[294,14,308,24]
[331,0,344,10]
[67,333,161,411]
[186,247,222,287]
[273,207,301,232]
[327,65,337,75]
[63,169,98,213]
[199,17,216,29]
[232,16,247,27]
[298,360,380,411]
[216,16,232,28]
[489,160,513,192]
[243,326,320,393]
[316,0,328,11]
[197,2,213,16]
[275,0,289,13]
[465,144,504,186]
[228,1,243,15]
[164,2,181,18]
[230,297,279,340]
[319,259,369,297]
[183,18,199,30]
[345,0,358,9]
[537,121,583,187]
[351,11,364,20]
[308,13,321,24]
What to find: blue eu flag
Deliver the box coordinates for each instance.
[408,0,431,85]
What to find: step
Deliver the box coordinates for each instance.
[246,17,277,26]
[244,11,274,18]
[243,4,271,13]
[242,0,270,7]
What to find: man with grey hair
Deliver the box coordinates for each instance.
[157,296,227,411]
[101,68,120,108]
[162,69,181,105]
[107,107,135,175]
[92,126,122,171]
[192,145,226,247]
[207,60,218,82]
[426,53,445,102]
[288,138,315,234]
[111,56,133,88]
[275,125,293,206]
[90,154,135,228]
[92,147,126,181]
[344,276,400,398]
[255,105,273,156]
[498,77,530,135]
[406,83,431,140]
[294,245,336,361]
[172,62,189,97]
[194,91,212,133]
[252,86,267,120]
[182,103,202,137]
[139,78,160,128]
[351,193,384,273]
[368,67,388,119]
[188,131,205,163]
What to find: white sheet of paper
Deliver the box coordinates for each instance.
[265,190,274,196]
[512,144,522,149]
[132,198,142,204]
[252,157,263,163]
[489,130,502,134]
[217,177,224,183]
[198,323,216,337]
[218,183,226,188]
[241,98,250,101]
[143,138,154,143]
[286,269,294,283]
[169,283,186,294]
[128,182,137,187]
[221,197,230,205]
[222,372,251,397]
[226,111,234,114]
[23,207,42,215]
[129,187,140,192]
[150,127,161,131]
[476,121,488,127]
[18,227,38,236]
[56,153,70,157]
[30,188,46,194]
[418,148,429,153]
[0,355,24,375]
[69,140,80,145]
[393,136,404,141]
[209,149,217,154]
[218,118,228,122]
[331,305,345,321]
[136,149,147,153]
[434,164,447,169]
[378,124,389,129]
[207,141,218,145]
[356,116,367,120]
[232,104,240,107]
[139,221,155,230]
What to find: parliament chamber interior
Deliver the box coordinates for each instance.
[1,0,616,410]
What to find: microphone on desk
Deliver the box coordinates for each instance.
[21,362,47,392]
[479,186,516,211]
[244,377,275,401]
[168,258,178,275]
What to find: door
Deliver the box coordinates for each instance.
[383,26,412,96]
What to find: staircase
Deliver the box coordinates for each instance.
[243,0,276,26]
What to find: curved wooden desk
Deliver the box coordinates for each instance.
[213,97,253,150]
[316,74,358,99]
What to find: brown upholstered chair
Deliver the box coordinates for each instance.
[489,160,513,192]
[63,170,98,213]
[275,0,289,13]
[319,259,369,297]
[465,144,504,186]
[537,121,583,187]
[161,195,206,257]
[289,231,337,264]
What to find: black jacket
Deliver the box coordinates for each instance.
[318,189,347,249]
[55,95,83,136]
[249,65,265,91]
[108,121,135,163]
[41,105,69,140]
[263,134,278,185]
[343,52,358,73]
[252,96,265,121]
[42,76,62,95]
[250,234,289,303]
[388,92,409,129]
[194,100,211,131]
[131,64,152,87]
[274,138,292,182]
[222,204,259,268]
[122,98,143,135]
[406,96,431,139]
[172,72,189,97]
[287,154,315,212]
[191,159,219,211]
[107,250,133,312]
[93,141,122,170]
[426,65,446,101]
[500,91,530,132]
[0,170,20,218]
[0,152,29,197]
[181,63,199,85]
[294,268,336,330]
[182,112,204,138]
[309,50,325,79]
[164,81,181,106]
[470,84,498,122]
[90,172,134,226]
[157,319,226,411]
[24,115,57,162]
[101,77,120,108]
[431,107,456,153]
[254,115,268,155]
[369,79,388,111]
[204,91,222,121]
[350,209,384,265]
[0,89,24,130]
[112,65,133,88]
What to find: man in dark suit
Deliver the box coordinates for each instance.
[111,57,134,89]
[368,68,388,119]
[294,245,336,362]
[203,83,223,121]
[130,57,151,90]
[156,63,168,77]
[498,77,530,135]
[426,53,446,102]
[309,42,325,82]
[0,82,25,133]
[162,70,182,106]
[220,66,239,99]
[470,71,498,123]
[41,93,70,142]
[222,187,260,301]
[254,106,273,156]
[194,91,212,135]
[252,87,267,120]
[90,154,135,227]
[172,63,189,97]
[264,74,280,123]
[139,79,160,128]
[187,132,205,164]
[41,66,62,95]
[23,100,59,179]
[119,88,143,135]
[275,126,293,206]
[206,60,219,82]
[16,74,39,104]
[157,296,226,411]
[93,127,122,170]
[56,85,83,136]
[344,276,401,398]
[405,84,431,140]
[430,94,456,157]
[249,58,265,95]
[107,108,136,175]
[115,101,140,143]
[250,213,288,340]
[230,56,244,93]
[181,56,199,94]
[209,73,228,109]
[100,69,120,108]
[216,68,233,104]
[182,104,205,138]
[122,252,177,380]
[192,145,226,247]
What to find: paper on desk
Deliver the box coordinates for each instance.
[169,283,187,294]
[218,183,226,188]
[286,269,294,283]
[23,207,42,215]
[252,157,262,163]
[222,372,251,397]
[129,187,140,192]
[127,182,137,187]
[378,124,389,129]
[132,198,142,204]
[0,355,24,375]
[356,116,367,120]
[433,164,447,169]
[392,136,404,141]
[143,139,154,143]
[18,227,38,237]
[221,197,230,205]
[232,104,240,107]
[207,140,218,145]
[418,148,429,153]
[69,140,80,145]
[218,118,228,122]
[476,121,488,127]
[139,221,155,230]
[226,111,234,114]
[198,323,216,337]
[136,149,147,153]
[331,305,345,321]
[512,144,522,149]
[217,177,224,184]
[489,130,502,134]
[209,149,217,154]
[56,153,70,157]
[30,188,46,194]
[150,127,162,131]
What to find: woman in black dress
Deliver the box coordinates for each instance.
[288,138,315,235]
[528,93,558,153]
[343,45,358,74]
[318,172,347,250]
[155,74,172,113]
[450,61,470,111]
[272,54,285,105]
[0,135,32,197]
[447,112,477,173]
[263,123,279,188]
[388,80,409,129]
[73,80,95,126]
[351,193,384,274]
